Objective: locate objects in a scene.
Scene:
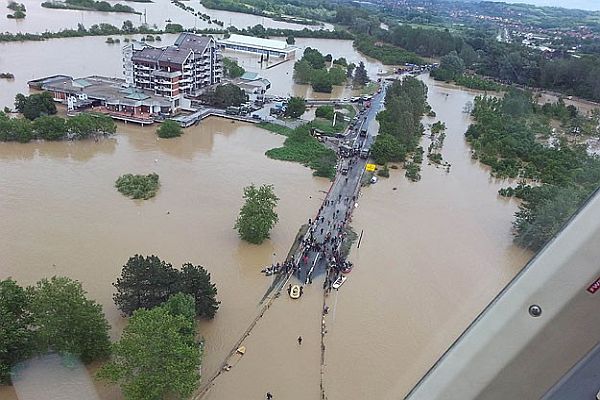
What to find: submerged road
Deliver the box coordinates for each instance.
[196,82,387,399]
[291,82,386,287]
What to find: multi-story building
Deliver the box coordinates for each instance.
[124,32,222,110]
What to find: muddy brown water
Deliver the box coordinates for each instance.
[0,36,391,110]
[1,31,532,399]
[0,0,332,34]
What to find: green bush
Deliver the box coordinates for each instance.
[115,173,160,200]
[157,120,182,138]
[315,105,334,120]
[377,164,390,177]
[266,125,337,179]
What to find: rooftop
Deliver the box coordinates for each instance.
[132,33,215,65]
[41,75,171,107]
[220,34,292,51]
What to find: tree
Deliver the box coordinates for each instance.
[514,185,583,251]
[333,57,347,67]
[113,255,219,319]
[201,84,247,107]
[222,57,245,78]
[178,264,219,320]
[315,105,335,120]
[97,306,201,400]
[156,120,182,138]
[433,51,465,81]
[286,35,295,45]
[162,292,196,322]
[302,47,325,69]
[371,134,406,164]
[28,277,111,363]
[293,59,313,84]
[113,255,180,316]
[14,92,57,120]
[121,20,134,33]
[284,97,306,118]
[353,61,369,87]
[164,23,184,33]
[0,279,33,384]
[234,184,279,244]
[311,69,333,93]
[328,65,347,86]
[33,115,66,140]
[346,62,356,78]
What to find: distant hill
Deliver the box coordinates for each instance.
[446,0,600,12]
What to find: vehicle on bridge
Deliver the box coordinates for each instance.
[341,160,350,175]
[339,144,353,158]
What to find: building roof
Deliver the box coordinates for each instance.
[174,32,213,52]
[221,34,291,52]
[240,72,259,81]
[132,33,214,66]
[125,92,150,101]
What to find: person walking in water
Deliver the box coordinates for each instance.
[297,336,303,345]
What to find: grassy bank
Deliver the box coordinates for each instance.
[257,122,294,136]
[265,124,337,179]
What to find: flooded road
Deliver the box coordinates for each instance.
[0,0,331,34]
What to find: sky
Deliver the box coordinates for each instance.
[495,0,600,11]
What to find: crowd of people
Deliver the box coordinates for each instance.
[259,141,365,295]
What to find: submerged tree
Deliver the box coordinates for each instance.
[97,305,201,400]
[353,61,369,87]
[113,255,219,319]
[0,279,34,384]
[284,97,306,118]
[28,276,111,363]
[234,184,279,244]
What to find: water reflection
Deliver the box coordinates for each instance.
[12,354,100,400]
[0,137,117,162]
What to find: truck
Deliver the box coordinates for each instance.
[226,106,240,115]
[339,144,353,158]
[341,160,350,175]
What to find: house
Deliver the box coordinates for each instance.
[232,72,271,104]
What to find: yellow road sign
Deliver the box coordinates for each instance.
[365,163,376,172]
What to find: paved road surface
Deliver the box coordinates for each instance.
[290,83,387,286]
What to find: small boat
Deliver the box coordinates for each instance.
[236,346,246,355]
[289,284,301,299]
[341,262,353,274]
[331,276,347,290]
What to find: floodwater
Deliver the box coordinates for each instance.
[0,0,331,34]
[0,118,329,400]
[197,75,532,400]
[0,36,393,109]
[323,75,532,399]
[0,30,532,400]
